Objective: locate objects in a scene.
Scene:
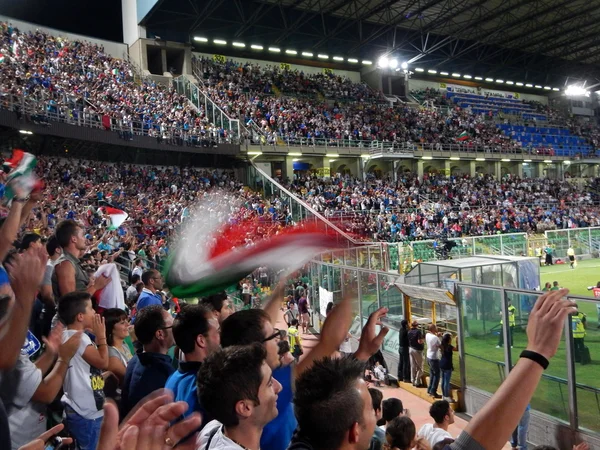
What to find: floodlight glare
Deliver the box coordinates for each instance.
[463,74,472,79]
[348,58,359,63]
[301,51,313,57]
[251,44,263,50]
[285,49,297,55]
[485,78,494,82]
[269,47,281,52]
[440,71,449,76]
[401,62,408,70]
[389,58,398,69]
[452,73,461,77]
[415,68,425,72]
[333,56,344,61]
[474,76,483,80]
[525,84,533,87]
[428,69,437,74]
[565,85,590,96]
[506,81,514,85]
[362,60,372,65]
[194,37,208,42]
[496,79,504,83]
[378,56,389,68]
[318,54,329,59]
[516,82,524,86]
[214,39,227,45]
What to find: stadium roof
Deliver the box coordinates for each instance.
[142,0,600,87]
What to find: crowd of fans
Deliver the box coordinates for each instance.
[288,172,599,241]
[0,21,599,157]
[0,23,235,145]
[0,155,581,450]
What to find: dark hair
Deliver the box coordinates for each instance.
[197,344,267,427]
[172,304,211,354]
[291,318,299,326]
[55,220,81,248]
[400,319,408,330]
[58,291,92,325]
[200,291,227,313]
[326,302,334,315]
[429,400,451,424]
[382,398,403,423]
[433,438,455,450]
[130,274,140,284]
[134,305,166,345]
[221,309,270,348]
[368,387,383,413]
[141,269,158,286]
[386,416,416,450]
[46,234,61,257]
[19,233,41,251]
[278,340,290,356]
[294,357,366,450]
[104,308,128,346]
[441,333,452,354]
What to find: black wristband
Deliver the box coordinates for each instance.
[520,350,549,370]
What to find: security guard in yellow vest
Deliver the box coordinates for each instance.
[571,304,587,362]
[497,300,517,348]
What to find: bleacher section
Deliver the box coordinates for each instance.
[446,91,547,121]
[496,124,593,156]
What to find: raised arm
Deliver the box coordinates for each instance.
[453,289,575,450]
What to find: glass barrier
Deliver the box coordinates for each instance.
[458,284,505,393]
[574,299,600,432]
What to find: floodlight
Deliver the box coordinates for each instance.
[232,42,245,48]
[389,58,398,69]
[378,56,389,68]
[401,62,408,70]
[194,37,208,42]
[251,44,263,50]
[565,85,589,96]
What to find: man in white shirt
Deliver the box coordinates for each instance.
[426,324,442,399]
[196,344,282,450]
[418,400,454,447]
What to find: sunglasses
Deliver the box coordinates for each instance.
[262,328,284,343]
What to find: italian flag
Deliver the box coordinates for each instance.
[2,150,38,204]
[0,54,5,64]
[164,214,344,298]
[103,207,128,230]
[456,130,469,141]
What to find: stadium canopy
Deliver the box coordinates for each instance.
[141,0,600,87]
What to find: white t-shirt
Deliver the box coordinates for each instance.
[7,354,45,449]
[196,420,244,450]
[61,330,105,419]
[426,332,441,360]
[418,423,452,447]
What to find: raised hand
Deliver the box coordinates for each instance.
[354,307,389,362]
[92,314,107,341]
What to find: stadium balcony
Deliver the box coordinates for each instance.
[0,92,240,156]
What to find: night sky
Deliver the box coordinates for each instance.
[0,0,123,42]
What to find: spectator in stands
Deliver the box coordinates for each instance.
[385,416,418,450]
[197,344,282,450]
[121,304,174,417]
[53,220,110,298]
[368,388,385,450]
[134,269,165,319]
[418,400,454,447]
[426,324,442,399]
[57,291,109,450]
[289,357,377,450]
[131,259,144,281]
[166,304,220,426]
[126,273,142,306]
[104,308,133,385]
[3,325,81,449]
[408,321,425,388]
[440,333,457,403]
[200,291,234,324]
[398,319,411,383]
[379,398,405,431]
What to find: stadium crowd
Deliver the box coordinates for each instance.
[289,172,599,241]
[0,23,235,144]
[0,21,595,450]
[0,150,583,450]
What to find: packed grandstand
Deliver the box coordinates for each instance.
[0,8,599,450]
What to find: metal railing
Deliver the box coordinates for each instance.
[172,76,241,141]
[0,91,240,145]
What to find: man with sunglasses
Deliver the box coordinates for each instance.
[219,284,389,450]
[121,305,175,417]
